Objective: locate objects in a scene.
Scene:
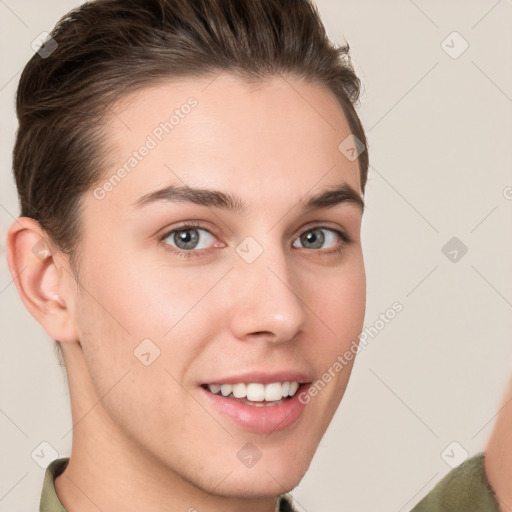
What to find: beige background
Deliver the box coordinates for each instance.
[1,1,511,511]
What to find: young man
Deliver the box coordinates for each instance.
[6,1,369,511]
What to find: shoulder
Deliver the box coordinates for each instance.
[410,453,501,512]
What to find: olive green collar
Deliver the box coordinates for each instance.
[40,458,69,512]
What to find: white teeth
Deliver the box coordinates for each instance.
[220,384,232,397]
[206,381,301,401]
[247,383,265,401]
[265,382,283,401]
[232,383,247,398]
[288,381,299,396]
[209,384,221,394]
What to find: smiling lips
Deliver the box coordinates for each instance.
[199,370,313,431]
[200,381,311,432]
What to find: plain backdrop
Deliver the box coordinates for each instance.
[1,1,511,511]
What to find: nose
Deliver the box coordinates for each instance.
[227,239,307,344]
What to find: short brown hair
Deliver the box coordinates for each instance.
[13,0,368,353]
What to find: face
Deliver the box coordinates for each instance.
[67,73,366,498]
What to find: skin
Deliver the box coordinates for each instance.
[7,73,366,512]
[485,374,512,511]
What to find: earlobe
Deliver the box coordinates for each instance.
[6,217,79,343]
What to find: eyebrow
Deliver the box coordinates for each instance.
[131,182,364,214]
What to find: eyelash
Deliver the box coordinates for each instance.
[159,221,352,259]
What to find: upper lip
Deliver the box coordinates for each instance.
[201,370,313,386]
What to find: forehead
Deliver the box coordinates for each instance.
[95,73,362,216]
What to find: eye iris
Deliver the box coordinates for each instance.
[301,228,325,249]
[174,228,199,249]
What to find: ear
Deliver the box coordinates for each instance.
[6,217,79,344]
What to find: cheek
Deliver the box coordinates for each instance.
[311,256,366,342]
[72,254,223,390]
[76,254,207,340]
[305,256,365,394]
[72,274,193,435]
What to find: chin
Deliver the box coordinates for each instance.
[203,425,323,498]
[210,465,306,499]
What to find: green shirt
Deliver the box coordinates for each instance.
[40,458,297,512]
[41,454,502,511]
[411,453,501,511]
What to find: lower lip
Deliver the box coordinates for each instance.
[198,384,310,433]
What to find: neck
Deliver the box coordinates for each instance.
[54,344,278,512]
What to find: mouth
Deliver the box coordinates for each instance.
[199,381,312,433]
